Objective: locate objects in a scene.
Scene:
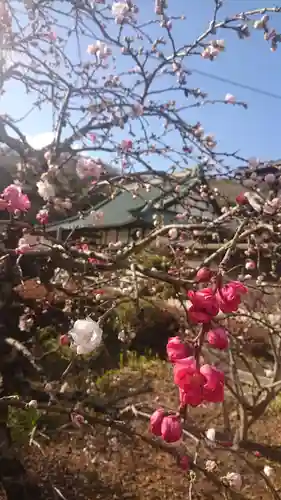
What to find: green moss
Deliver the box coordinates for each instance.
[269,393,281,414]
[94,350,166,394]
[135,251,172,271]
[8,406,40,443]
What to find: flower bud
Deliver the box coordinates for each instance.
[195,267,213,283]
[150,408,165,436]
[168,228,178,240]
[225,472,242,490]
[236,193,248,205]
[206,428,216,442]
[60,334,70,346]
[264,465,274,477]
[161,415,182,443]
[166,337,192,363]
[225,93,236,104]
[207,327,229,350]
[178,455,190,471]
[245,260,256,271]
[27,400,38,409]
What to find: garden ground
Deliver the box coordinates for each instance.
[6,355,281,500]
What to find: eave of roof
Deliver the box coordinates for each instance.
[44,176,198,232]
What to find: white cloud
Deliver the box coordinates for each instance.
[26,134,90,156]
[26,132,54,150]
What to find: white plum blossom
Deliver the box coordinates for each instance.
[96,40,111,61]
[205,460,217,472]
[263,198,281,215]
[19,313,34,331]
[225,472,242,490]
[118,329,126,342]
[168,228,178,240]
[264,368,274,378]
[27,399,38,409]
[90,210,104,223]
[76,158,102,180]
[16,238,32,254]
[244,192,263,212]
[205,427,216,442]
[37,179,56,200]
[16,234,50,254]
[87,41,111,61]
[264,465,274,477]
[112,1,134,23]
[69,318,103,355]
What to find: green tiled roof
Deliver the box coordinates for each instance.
[45,177,199,231]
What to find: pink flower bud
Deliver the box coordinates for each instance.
[88,133,96,142]
[207,327,229,350]
[195,267,213,283]
[120,139,133,151]
[161,415,182,443]
[71,413,85,427]
[36,209,49,225]
[150,408,165,436]
[254,450,261,458]
[166,336,192,363]
[236,192,248,205]
[178,455,190,471]
[225,93,236,104]
[60,334,70,346]
[245,260,256,271]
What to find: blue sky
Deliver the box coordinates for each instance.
[1,0,281,168]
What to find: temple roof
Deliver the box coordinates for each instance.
[45,175,201,231]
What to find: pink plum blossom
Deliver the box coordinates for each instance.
[187,287,219,323]
[76,158,101,180]
[195,267,213,283]
[36,209,49,225]
[200,364,225,403]
[2,184,31,212]
[216,281,248,313]
[207,327,229,350]
[166,336,192,363]
[161,415,182,443]
[120,139,133,151]
[150,408,165,436]
[174,357,205,394]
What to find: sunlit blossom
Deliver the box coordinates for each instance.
[68,318,103,355]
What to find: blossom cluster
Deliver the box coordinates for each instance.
[150,274,248,445]
[187,278,248,324]
[0,184,30,213]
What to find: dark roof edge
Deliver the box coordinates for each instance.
[43,175,197,232]
[43,191,124,231]
[47,220,152,232]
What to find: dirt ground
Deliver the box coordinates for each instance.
[0,358,279,500]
